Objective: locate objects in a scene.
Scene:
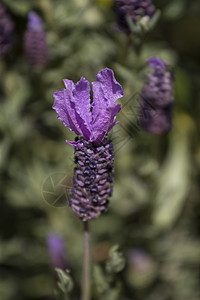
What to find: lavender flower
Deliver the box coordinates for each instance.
[24,12,48,67]
[127,249,156,287]
[140,57,174,134]
[114,0,156,33]
[47,232,67,271]
[0,2,15,57]
[129,250,154,273]
[53,68,124,221]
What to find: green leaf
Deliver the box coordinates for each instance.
[55,269,74,294]
[106,245,125,274]
[93,265,109,295]
[152,114,194,230]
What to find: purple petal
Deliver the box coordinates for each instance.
[93,68,124,106]
[53,78,92,139]
[91,68,123,143]
[63,79,75,91]
[72,77,92,139]
[53,89,81,135]
[107,103,121,132]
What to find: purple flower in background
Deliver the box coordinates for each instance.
[24,11,48,67]
[47,232,67,271]
[53,68,123,221]
[0,2,15,57]
[140,57,174,134]
[141,103,173,134]
[129,250,153,273]
[142,57,174,107]
[114,0,156,34]
[127,249,156,287]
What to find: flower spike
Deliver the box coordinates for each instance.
[140,56,174,134]
[53,68,123,221]
[24,11,48,67]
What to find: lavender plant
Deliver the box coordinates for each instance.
[114,0,161,58]
[53,68,123,300]
[114,0,156,34]
[24,11,48,67]
[47,232,67,272]
[140,57,174,134]
[0,2,15,57]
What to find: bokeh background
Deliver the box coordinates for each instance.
[1,0,200,299]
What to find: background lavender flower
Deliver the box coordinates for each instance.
[114,0,156,34]
[127,249,157,288]
[140,57,174,134]
[0,2,15,57]
[53,68,123,221]
[47,232,67,272]
[24,11,48,67]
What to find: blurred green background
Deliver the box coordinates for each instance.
[0,0,200,299]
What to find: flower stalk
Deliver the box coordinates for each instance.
[82,221,90,300]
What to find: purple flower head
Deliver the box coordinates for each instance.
[0,2,15,57]
[114,0,156,34]
[24,11,48,67]
[47,232,67,271]
[53,69,123,221]
[53,68,123,145]
[140,56,174,134]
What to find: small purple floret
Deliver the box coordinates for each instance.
[140,56,174,134]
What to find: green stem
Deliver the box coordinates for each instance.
[81,221,90,300]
